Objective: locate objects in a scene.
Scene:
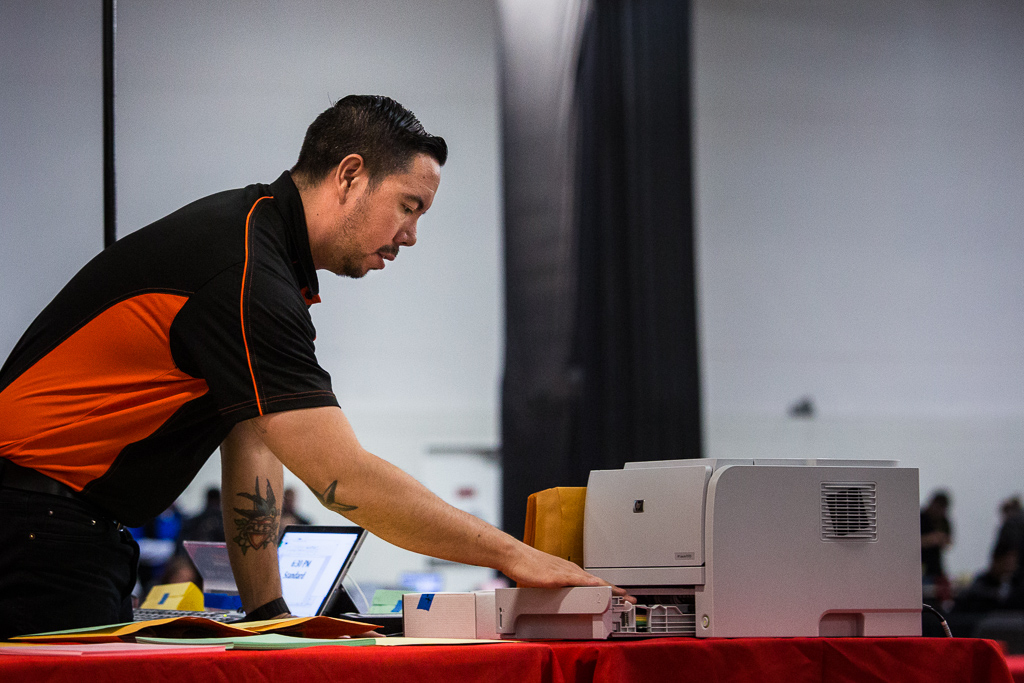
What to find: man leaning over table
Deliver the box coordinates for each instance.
[0,95,621,639]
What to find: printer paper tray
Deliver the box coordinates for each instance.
[495,587,696,640]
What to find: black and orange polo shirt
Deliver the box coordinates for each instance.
[0,171,338,525]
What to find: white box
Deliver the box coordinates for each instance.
[402,590,498,639]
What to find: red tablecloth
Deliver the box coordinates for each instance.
[0,637,1012,683]
[1006,654,1024,683]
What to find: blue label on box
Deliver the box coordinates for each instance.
[204,593,243,611]
[417,594,434,611]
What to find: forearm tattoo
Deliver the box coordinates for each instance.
[310,480,358,514]
[232,477,280,555]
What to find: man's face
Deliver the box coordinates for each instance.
[323,153,441,278]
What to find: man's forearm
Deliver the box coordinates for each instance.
[306,452,521,571]
[250,407,618,593]
[220,425,287,614]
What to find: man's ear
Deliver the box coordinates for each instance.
[333,154,365,204]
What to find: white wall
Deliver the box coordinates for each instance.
[0,1,104,357]
[2,0,504,592]
[693,0,1024,579]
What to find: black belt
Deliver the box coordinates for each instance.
[0,457,103,505]
[0,458,82,500]
[0,459,125,528]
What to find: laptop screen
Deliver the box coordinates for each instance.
[277,525,366,617]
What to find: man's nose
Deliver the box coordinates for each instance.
[397,222,417,247]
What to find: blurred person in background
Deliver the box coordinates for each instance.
[279,487,312,540]
[955,541,1021,613]
[921,490,953,607]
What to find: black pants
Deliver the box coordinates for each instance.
[0,487,139,640]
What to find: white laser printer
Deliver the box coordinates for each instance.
[495,459,922,639]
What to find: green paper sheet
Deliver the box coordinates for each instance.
[369,589,406,614]
[137,634,376,649]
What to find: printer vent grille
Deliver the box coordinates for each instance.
[820,482,877,542]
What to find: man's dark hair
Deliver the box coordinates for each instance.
[291,95,447,188]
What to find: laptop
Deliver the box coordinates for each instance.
[278,525,402,633]
[134,524,367,622]
[277,524,366,617]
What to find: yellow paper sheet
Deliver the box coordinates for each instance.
[242,615,381,639]
[11,617,253,643]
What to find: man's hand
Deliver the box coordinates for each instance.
[502,544,634,601]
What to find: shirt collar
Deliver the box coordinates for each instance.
[269,171,321,305]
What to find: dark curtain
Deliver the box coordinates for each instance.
[501,0,701,539]
[570,0,702,476]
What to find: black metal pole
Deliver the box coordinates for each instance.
[103,0,116,247]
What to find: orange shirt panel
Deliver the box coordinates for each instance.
[0,292,209,490]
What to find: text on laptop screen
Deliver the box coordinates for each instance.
[278,528,361,617]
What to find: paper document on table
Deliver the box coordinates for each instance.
[138,634,515,650]
[0,642,226,656]
[11,617,252,643]
[242,615,380,638]
[10,615,379,643]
